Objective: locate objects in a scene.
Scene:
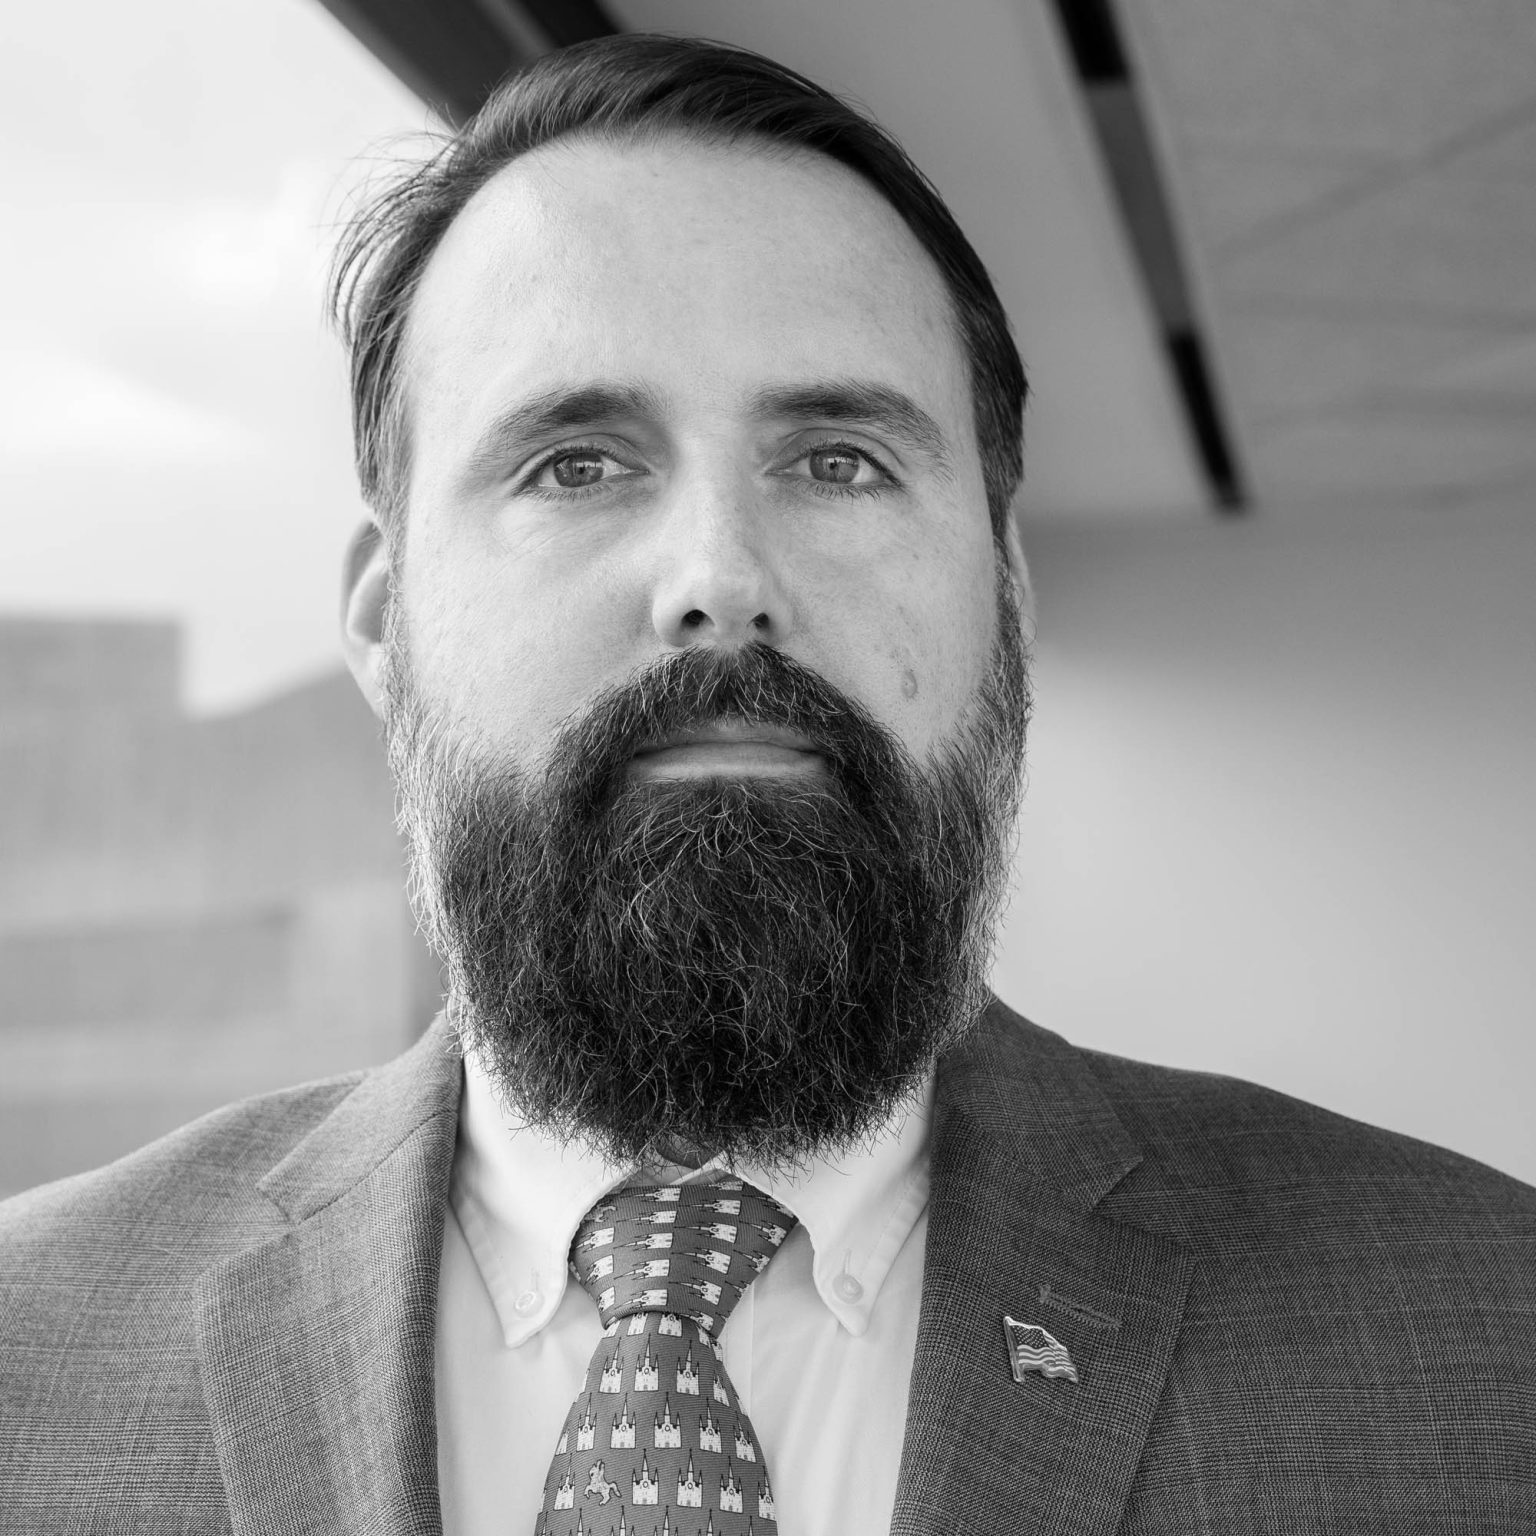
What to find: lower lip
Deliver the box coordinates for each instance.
[629,743,825,779]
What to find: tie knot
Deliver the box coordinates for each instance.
[569,1177,795,1334]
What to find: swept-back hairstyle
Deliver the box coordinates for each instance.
[330,33,1027,539]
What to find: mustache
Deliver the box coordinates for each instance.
[542,643,913,812]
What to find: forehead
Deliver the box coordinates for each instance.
[403,133,972,451]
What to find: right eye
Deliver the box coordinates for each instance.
[513,445,638,497]
[525,447,638,492]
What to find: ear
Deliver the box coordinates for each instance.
[1000,500,1037,643]
[341,517,391,719]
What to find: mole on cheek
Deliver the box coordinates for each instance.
[901,668,919,700]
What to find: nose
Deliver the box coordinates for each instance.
[649,486,793,651]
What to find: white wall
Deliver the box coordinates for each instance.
[993,496,1536,1185]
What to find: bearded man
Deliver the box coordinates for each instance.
[2,33,1533,1536]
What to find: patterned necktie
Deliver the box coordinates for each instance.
[537,1177,797,1536]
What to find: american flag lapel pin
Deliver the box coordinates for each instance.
[1004,1315,1080,1385]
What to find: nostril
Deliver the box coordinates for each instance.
[681,609,708,629]
[751,613,770,631]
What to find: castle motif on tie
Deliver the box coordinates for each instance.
[659,1313,683,1337]
[610,1399,636,1449]
[720,1464,743,1513]
[713,1377,731,1406]
[599,1353,623,1393]
[676,1345,700,1394]
[759,1473,776,1519]
[654,1396,681,1449]
[576,1401,597,1450]
[552,1471,575,1510]
[699,1407,722,1452]
[678,1455,704,1507]
[634,1341,660,1392]
[631,1453,659,1505]
[734,1428,756,1462]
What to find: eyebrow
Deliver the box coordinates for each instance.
[459,381,668,484]
[456,375,955,484]
[747,379,955,478]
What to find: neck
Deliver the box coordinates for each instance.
[642,1134,715,1172]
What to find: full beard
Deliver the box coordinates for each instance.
[383,557,1030,1172]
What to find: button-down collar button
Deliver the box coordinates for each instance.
[833,1272,864,1303]
[514,1289,544,1316]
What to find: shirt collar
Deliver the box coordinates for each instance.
[451,1049,933,1346]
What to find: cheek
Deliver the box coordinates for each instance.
[875,558,998,751]
[402,525,648,764]
[399,549,614,757]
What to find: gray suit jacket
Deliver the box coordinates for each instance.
[2,999,1534,1534]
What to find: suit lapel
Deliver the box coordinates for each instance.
[195,1018,462,1536]
[893,1001,1194,1536]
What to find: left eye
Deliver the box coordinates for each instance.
[531,449,632,490]
[798,445,884,487]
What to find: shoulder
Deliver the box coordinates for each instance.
[0,1069,365,1347]
[1078,1035,1536,1227]
[974,997,1536,1243]
[982,1010,1536,1508]
[1052,1017,1536,1337]
[0,1073,360,1519]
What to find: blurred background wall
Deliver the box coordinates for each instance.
[2,0,1532,1198]
[0,620,442,1195]
[1001,498,1535,1181]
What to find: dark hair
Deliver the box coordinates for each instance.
[330,33,1026,539]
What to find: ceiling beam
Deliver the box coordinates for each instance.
[1049,0,1247,511]
[314,0,617,124]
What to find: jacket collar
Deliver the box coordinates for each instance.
[892,997,1194,1536]
[255,1015,463,1223]
[195,1015,461,1536]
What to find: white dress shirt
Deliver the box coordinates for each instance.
[434,1051,933,1536]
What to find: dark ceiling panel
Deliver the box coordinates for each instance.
[315,0,616,123]
[1048,0,1247,510]
[517,0,618,49]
